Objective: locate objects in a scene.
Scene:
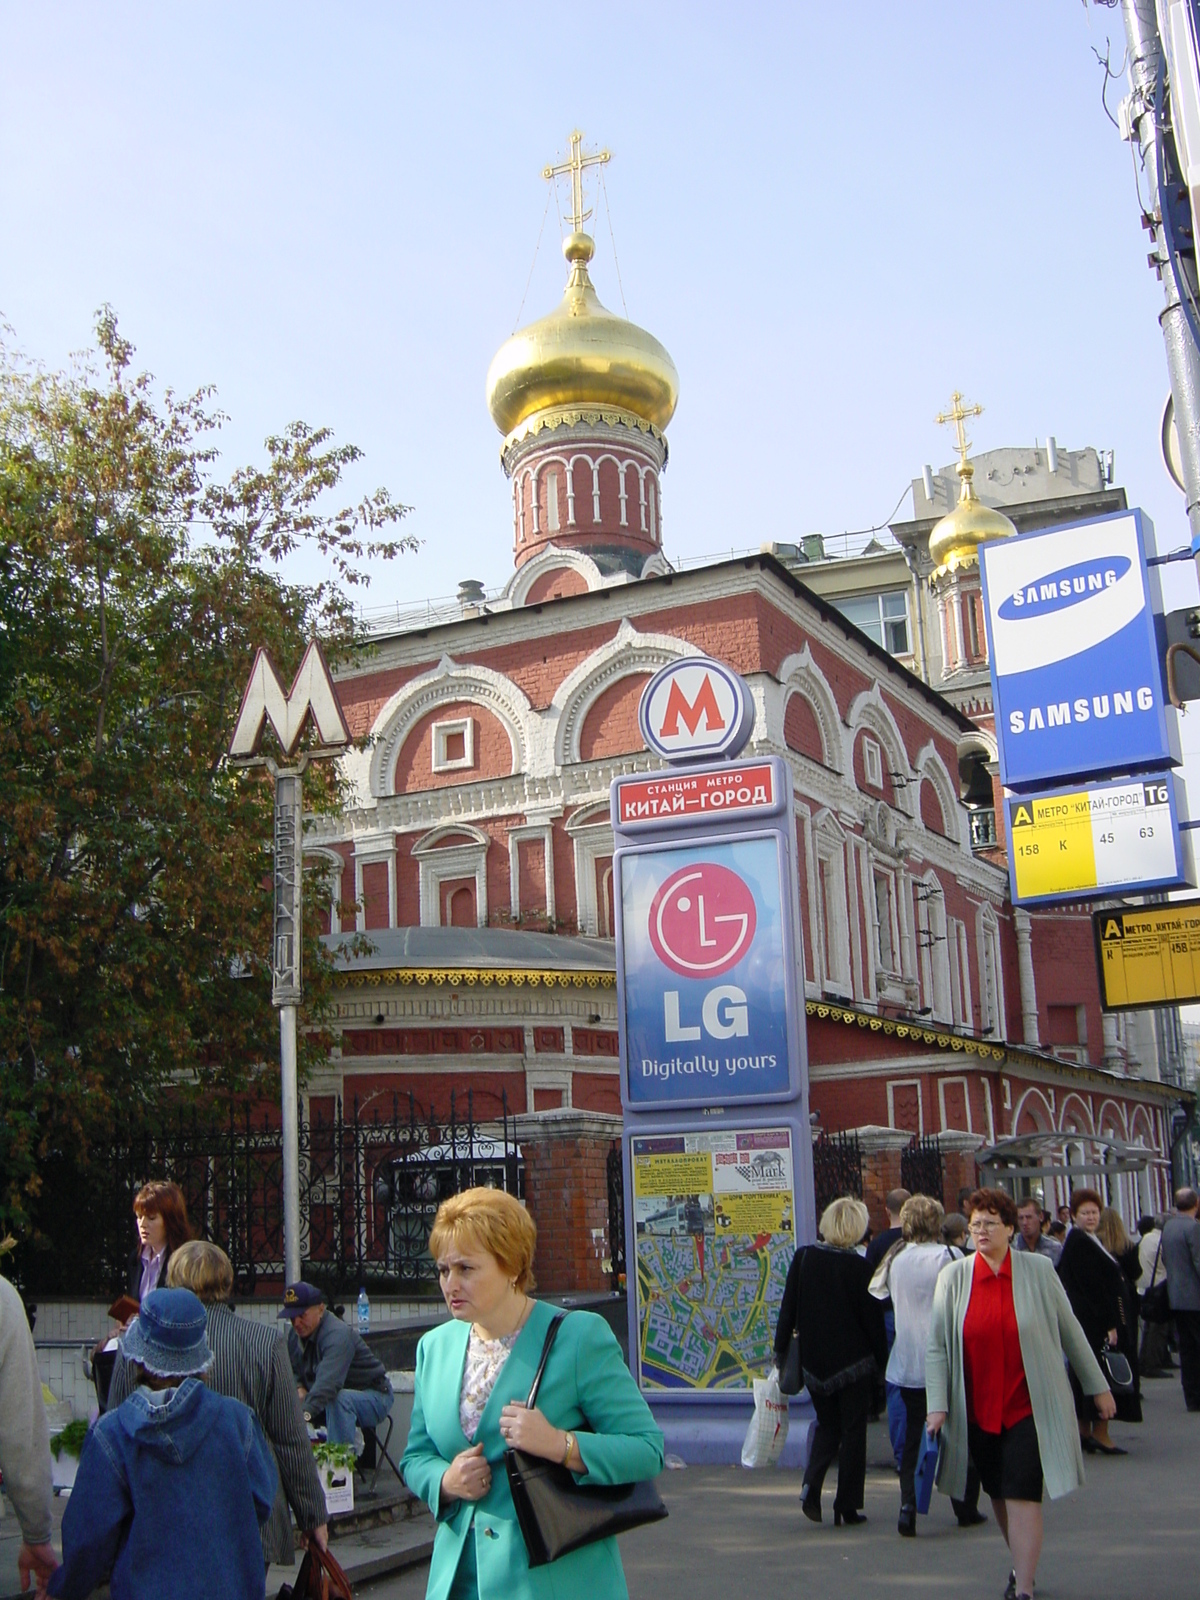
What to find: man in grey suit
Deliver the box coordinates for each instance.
[1161,1187,1200,1411]
[109,1241,328,1567]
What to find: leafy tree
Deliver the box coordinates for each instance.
[0,311,413,1237]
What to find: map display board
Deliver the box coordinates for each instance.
[1094,898,1200,1009]
[1004,775,1190,905]
[631,1127,795,1392]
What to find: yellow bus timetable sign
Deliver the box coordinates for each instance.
[1094,899,1200,1009]
[1005,777,1186,905]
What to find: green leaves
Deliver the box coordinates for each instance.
[0,311,413,1238]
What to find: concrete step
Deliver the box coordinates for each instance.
[267,1510,434,1595]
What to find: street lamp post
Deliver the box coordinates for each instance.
[228,641,350,1287]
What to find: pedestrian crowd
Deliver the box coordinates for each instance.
[772,1183,1200,1600]
[0,1179,392,1599]
[3,1179,1200,1600]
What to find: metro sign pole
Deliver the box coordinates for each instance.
[228,641,350,1285]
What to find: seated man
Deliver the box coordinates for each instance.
[280,1283,394,1450]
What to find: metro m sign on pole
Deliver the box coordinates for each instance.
[229,640,350,760]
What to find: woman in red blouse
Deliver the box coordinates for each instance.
[926,1189,1113,1600]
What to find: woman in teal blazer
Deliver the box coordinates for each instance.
[401,1189,664,1600]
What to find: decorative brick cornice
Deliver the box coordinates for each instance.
[334,966,615,990]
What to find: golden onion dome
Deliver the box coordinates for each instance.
[928,457,1018,575]
[486,232,679,443]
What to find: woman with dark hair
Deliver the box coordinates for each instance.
[1056,1189,1131,1454]
[926,1187,1113,1600]
[127,1181,191,1303]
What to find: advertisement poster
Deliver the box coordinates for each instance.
[619,834,793,1107]
[631,1128,796,1391]
[978,510,1177,791]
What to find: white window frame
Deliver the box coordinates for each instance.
[413,829,489,928]
[545,470,560,533]
[568,815,615,937]
[873,867,899,976]
[832,589,912,656]
[814,827,852,996]
[863,736,883,791]
[977,905,1007,1041]
[915,874,953,1024]
[508,822,556,923]
[431,716,475,774]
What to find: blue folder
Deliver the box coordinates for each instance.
[914,1427,943,1514]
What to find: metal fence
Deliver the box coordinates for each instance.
[812,1130,863,1217]
[900,1134,945,1204]
[12,1091,521,1300]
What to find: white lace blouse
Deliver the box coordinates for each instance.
[459,1325,520,1441]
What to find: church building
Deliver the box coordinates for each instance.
[304,136,1185,1288]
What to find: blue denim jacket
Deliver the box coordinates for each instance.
[49,1378,277,1600]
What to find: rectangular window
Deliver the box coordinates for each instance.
[431,717,475,773]
[833,590,911,657]
[863,736,883,790]
[545,471,560,532]
[874,870,895,973]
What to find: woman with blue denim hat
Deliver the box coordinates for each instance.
[50,1287,278,1600]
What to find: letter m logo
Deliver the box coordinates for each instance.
[229,640,350,760]
[658,673,726,738]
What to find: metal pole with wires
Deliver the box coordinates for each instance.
[1117,0,1200,575]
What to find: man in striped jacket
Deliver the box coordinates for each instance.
[108,1242,327,1568]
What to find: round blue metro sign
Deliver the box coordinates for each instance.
[638,658,754,764]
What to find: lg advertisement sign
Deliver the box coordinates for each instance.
[611,657,815,1449]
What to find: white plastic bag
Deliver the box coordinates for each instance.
[741,1367,789,1468]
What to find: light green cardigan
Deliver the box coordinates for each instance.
[925,1248,1109,1502]
[401,1301,664,1600]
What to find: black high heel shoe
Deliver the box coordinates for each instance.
[897,1504,916,1537]
[800,1488,822,1523]
[833,1507,867,1526]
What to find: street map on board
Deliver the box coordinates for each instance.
[631,1128,795,1391]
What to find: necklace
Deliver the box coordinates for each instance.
[475,1293,533,1344]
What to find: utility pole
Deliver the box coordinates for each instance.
[1118,0,1200,574]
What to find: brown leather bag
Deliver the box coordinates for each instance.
[278,1542,354,1600]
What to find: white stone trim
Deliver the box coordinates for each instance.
[304,846,345,935]
[430,716,475,774]
[914,740,967,849]
[508,821,557,922]
[886,1078,924,1135]
[353,833,396,932]
[552,618,697,766]
[846,684,916,818]
[570,819,615,937]
[504,544,605,607]
[775,646,846,772]
[412,824,489,928]
[937,1075,973,1134]
[365,656,533,800]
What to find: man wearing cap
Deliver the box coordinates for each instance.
[281,1283,394,1451]
[49,1288,277,1600]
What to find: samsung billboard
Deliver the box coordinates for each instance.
[979,509,1179,792]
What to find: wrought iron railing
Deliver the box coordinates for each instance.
[900,1134,945,1204]
[812,1130,863,1218]
[12,1091,520,1299]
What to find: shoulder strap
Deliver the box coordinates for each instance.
[525,1312,567,1408]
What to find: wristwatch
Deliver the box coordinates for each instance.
[561,1431,576,1465]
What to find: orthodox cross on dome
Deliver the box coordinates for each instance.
[936,390,983,469]
[543,130,611,233]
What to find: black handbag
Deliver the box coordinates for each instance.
[777,1247,806,1395]
[504,1313,668,1568]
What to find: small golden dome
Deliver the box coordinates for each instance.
[928,458,1018,575]
[486,232,679,442]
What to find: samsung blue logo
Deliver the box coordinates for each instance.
[997,556,1131,621]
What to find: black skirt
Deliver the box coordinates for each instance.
[967,1415,1043,1503]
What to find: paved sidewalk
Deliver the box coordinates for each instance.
[617,1375,1199,1600]
[356,1373,1200,1600]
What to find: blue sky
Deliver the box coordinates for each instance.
[2,2,1192,614]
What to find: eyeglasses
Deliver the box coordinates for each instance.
[968,1218,1006,1233]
